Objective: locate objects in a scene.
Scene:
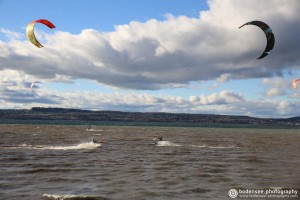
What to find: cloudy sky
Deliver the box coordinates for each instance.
[0,0,300,118]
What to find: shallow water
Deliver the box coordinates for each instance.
[0,125,299,200]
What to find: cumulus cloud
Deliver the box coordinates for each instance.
[0,0,300,90]
[198,90,244,105]
[260,77,293,97]
[0,28,24,40]
[1,76,298,118]
[1,0,300,118]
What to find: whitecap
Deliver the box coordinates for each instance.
[191,145,237,149]
[4,142,101,150]
[42,142,101,150]
[207,145,237,149]
[156,141,182,147]
[42,193,99,199]
[191,145,206,148]
[86,128,104,132]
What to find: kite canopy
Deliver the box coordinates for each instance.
[26,19,55,48]
[293,79,300,90]
[239,20,275,59]
[30,81,41,91]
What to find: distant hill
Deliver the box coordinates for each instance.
[0,107,299,127]
[285,116,300,122]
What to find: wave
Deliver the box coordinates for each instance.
[43,193,108,200]
[44,142,101,150]
[2,142,101,150]
[86,129,104,132]
[191,145,237,149]
[207,145,237,149]
[154,141,236,148]
[191,145,207,148]
[156,141,182,147]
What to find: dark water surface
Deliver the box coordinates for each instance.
[0,125,299,199]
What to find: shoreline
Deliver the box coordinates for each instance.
[1,120,299,129]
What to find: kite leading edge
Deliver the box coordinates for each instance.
[26,19,55,48]
[239,20,275,59]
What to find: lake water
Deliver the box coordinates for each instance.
[0,125,299,200]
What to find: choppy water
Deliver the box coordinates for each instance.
[0,125,299,200]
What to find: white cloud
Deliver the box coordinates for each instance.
[1,76,298,118]
[261,77,292,97]
[198,91,244,105]
[266,88,285,97]
[277,101,291,115]
[0,0,300,90]
[0,0,300,117]
[0,28,24,40]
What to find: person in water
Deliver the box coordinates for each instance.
[154,136,163,144]
[92,138,97,143]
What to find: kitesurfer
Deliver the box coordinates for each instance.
[92,138,97,143]
[154,136,163,145]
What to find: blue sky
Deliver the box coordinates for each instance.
[0,0,300,118]
[0,0,208,33]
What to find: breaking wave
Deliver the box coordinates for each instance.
[86,128,104,132]
[43,193,108,200]
[2,142,101,150]
[156,141,182,147]
[191,145,237,149]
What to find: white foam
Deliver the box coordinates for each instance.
[86,128,104,132]
[42,193,95,199]
[191,145,237,149]
[5,142,101,150]
[156,141,182,147]
[191,145,206,148]
[207,145,237,149]
[44,142,101,150]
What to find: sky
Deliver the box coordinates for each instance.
[0,0,300,118]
